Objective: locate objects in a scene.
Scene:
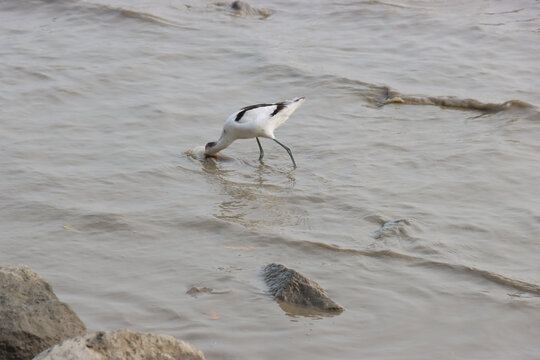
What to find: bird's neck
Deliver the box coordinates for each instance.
[206,134,233,155]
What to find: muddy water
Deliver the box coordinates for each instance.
[1,0,540,358]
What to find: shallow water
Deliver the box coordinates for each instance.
[1,0,540,359]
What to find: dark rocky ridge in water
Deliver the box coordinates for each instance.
[384,91,537,115]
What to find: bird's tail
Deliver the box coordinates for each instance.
[273,97,305,129]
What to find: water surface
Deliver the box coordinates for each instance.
[1,0,540,359]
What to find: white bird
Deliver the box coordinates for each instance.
[204,97,305,167]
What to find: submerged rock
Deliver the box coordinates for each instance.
[373,218,411,240]
[33,330,205,360]
[263,263,343,313]
[231,1,251,11]
[186,287,213,296]
[229,1,272,19]
[0,264,87,360]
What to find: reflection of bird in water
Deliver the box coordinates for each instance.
[205,97,305,167]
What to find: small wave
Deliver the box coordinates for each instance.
[358,0,410,9]
[71,212,133,233]
[111,7,188,28]
[418,260,540,295]
[258,235,540,295]
[43,0,194,29]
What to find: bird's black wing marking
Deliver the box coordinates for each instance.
[234,102,286,122]
[235,103,270,122]
[270,102,286,116]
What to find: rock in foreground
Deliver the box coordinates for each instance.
[263,263,343,313]
[0,264,87,360]
[33,330,205,360]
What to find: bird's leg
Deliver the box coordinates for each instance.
[273,139,296,168]
[256,137,264,161]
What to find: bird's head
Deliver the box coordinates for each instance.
[205,141,217,154]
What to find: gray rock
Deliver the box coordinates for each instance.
[229,1,272,19]
[33,330,205,360]
[0,264,87,360]
[231,1,252,12]
[373,218,411,240]
[263,263,343,313]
